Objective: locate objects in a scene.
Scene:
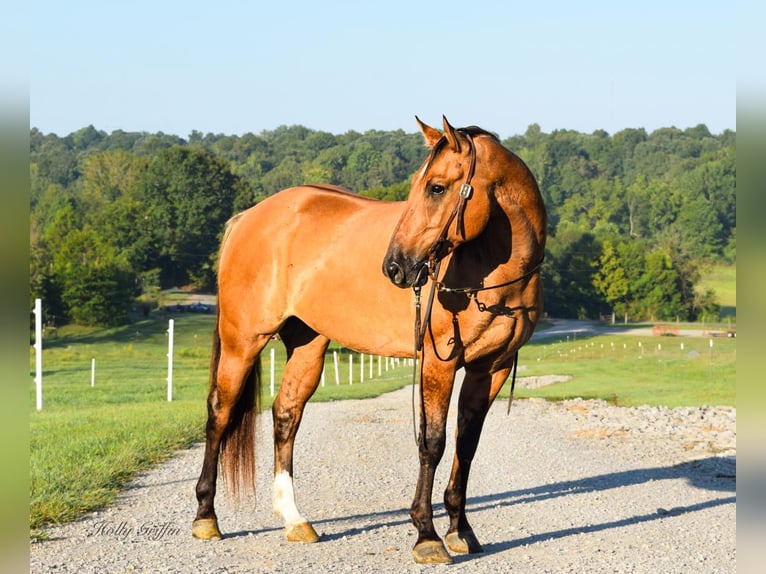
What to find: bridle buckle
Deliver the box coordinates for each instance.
[459,183,473,199]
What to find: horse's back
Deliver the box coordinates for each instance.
[227,185,402,256]
[217,186,413,354]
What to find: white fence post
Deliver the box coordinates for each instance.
[360,353,365,383]
[34,298,42,411]
[333,351,340,385]
[166,319,174,402]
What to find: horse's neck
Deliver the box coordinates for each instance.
[479,140,546,255]
[463,182,545,283]
[493,159,547,258]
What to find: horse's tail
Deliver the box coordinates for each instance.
[209,304,262,501]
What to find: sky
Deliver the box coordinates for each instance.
[27,0,739,139]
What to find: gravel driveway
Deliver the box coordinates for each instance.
[31,379,736,573]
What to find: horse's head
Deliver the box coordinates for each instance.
[383,116,493,288]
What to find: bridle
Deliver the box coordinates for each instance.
[412,131,544,349]
[424,132,478,267]
[409,131,544,442]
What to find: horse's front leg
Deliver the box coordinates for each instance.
[410,360,458,564]
[444,364,511,555]
[272,323,328,542]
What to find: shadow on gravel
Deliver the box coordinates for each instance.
[222,455,735,552]
[478,495,736,558]
[471,455,736,512]
[475,455,735,559]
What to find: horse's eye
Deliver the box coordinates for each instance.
[428,184,446,196]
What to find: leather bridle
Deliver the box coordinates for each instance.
[423,132,478,269]
[412,130,544,350]
[409,131,544,441]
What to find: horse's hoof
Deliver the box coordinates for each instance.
[285,522,320,543]
[192,518,222,541]
[412,540,453,564]
[445,530,484,554]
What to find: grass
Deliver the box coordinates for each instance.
[31,402,204,529]
[29,313,414,535]
[31,311,736,535]
[698,262,736,318]
[504,332,736,408]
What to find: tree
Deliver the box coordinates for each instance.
[594,238,693,321]
[632,251,685,320]
[49,223,137,326]
[140,146,246,289]
[29,122,735,326]
[593,239,630,320]
[543,230,604,319]
[79,150,151,271]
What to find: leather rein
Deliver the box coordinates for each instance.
[410,132,544,441]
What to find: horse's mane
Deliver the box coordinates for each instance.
[458,126,499,141]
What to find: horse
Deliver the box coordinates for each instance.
[192,116,547,564]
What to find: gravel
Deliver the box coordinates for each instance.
[31,377,736,573]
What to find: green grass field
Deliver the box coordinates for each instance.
[29,314,414,534]
[699,263,736,318]
[505,333,735,407]
[30,307,736,535]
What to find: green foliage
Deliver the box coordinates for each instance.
[140,146,248,289]
[58,256,136,327]
[29,122,735,325]
[594,238,692,321]
[543,230,604,319]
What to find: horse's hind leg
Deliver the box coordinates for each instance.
[272,318,329,543]
[192,331,270,541]
[443,363,511,555]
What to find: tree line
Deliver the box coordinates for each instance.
[29,122,735,326]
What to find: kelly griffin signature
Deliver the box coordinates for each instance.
[90,521,181,541]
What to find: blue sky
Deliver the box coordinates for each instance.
[29,0,737,139]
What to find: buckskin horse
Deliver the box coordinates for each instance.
[192,116,547,564]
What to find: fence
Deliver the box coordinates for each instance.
[34,300,413,411]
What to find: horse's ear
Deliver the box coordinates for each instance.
[442,116,462,153]
[415,116,443,148]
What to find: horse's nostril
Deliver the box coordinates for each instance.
[386,261,404,285]
[383,258,406,286]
